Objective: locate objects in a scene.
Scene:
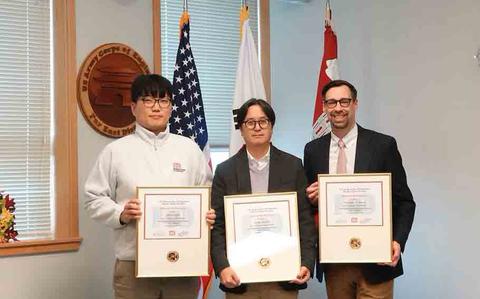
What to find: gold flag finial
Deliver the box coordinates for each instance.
[179,11,190,38]
[240,3,249,40]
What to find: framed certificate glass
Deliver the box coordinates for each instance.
[318,174,392,263]
[136,186,210,277]
[224,192,301,283]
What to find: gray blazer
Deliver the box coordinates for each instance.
[210,145,317,293]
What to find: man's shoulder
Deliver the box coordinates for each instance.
[216,150,241,169]
[271,145,302,164]
[102,133,137,151]
[101,132,199,152]
[168,133,200,149]
[304,133,330,150]
[214,148,246,175]
[359,126,396,144]
[91,134,138,163]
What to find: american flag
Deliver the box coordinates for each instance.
[169,12,213,299]
[170,15,209,156]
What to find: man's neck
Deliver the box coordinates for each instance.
[151,130,165,135]
[150,126,168,135]
[246,144,270,160]
[137,123,168,136]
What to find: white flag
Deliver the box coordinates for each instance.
[229,19,267,156]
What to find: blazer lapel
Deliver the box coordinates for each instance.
[318,134,331,174]
[354,125,372,172]
[235,146,252,193]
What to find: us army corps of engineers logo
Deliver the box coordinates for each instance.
[77,43,150,138]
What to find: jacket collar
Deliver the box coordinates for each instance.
[321,124,371,173]
[234,144,283,193]
[135,123,170,149]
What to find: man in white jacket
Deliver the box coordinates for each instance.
[85,74,215,299]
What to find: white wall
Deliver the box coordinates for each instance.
[271,0,480,298]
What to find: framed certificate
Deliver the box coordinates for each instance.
[224,192,301,283]
[318,174,392,263]
[136,186,210,277]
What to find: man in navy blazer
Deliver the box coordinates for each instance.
[303,80,415,299]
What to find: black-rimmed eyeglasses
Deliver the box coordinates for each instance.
[140,96,171,108]
[323,98,353,109]
[243,119,270,130]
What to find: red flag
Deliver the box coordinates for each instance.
[312,5,339,140]
[312,4,340,227]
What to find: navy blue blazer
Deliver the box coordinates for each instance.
[303,125,415,284]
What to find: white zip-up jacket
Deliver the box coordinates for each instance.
[84,124,212,260]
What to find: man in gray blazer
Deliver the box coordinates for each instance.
[210,98,316,298]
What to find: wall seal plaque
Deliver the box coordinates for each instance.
[77,43,150,138]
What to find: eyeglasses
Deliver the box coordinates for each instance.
[243,118,270,130]
[323,98,353,109]
[140,96,171,108]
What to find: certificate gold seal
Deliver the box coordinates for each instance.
[349,238,362,249]
[167,251,179,262]
[259,257,271,268]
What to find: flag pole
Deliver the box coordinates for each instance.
[171,8,214,297]
[183,0,188,12]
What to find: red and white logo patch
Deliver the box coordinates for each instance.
[173,162,185,172]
